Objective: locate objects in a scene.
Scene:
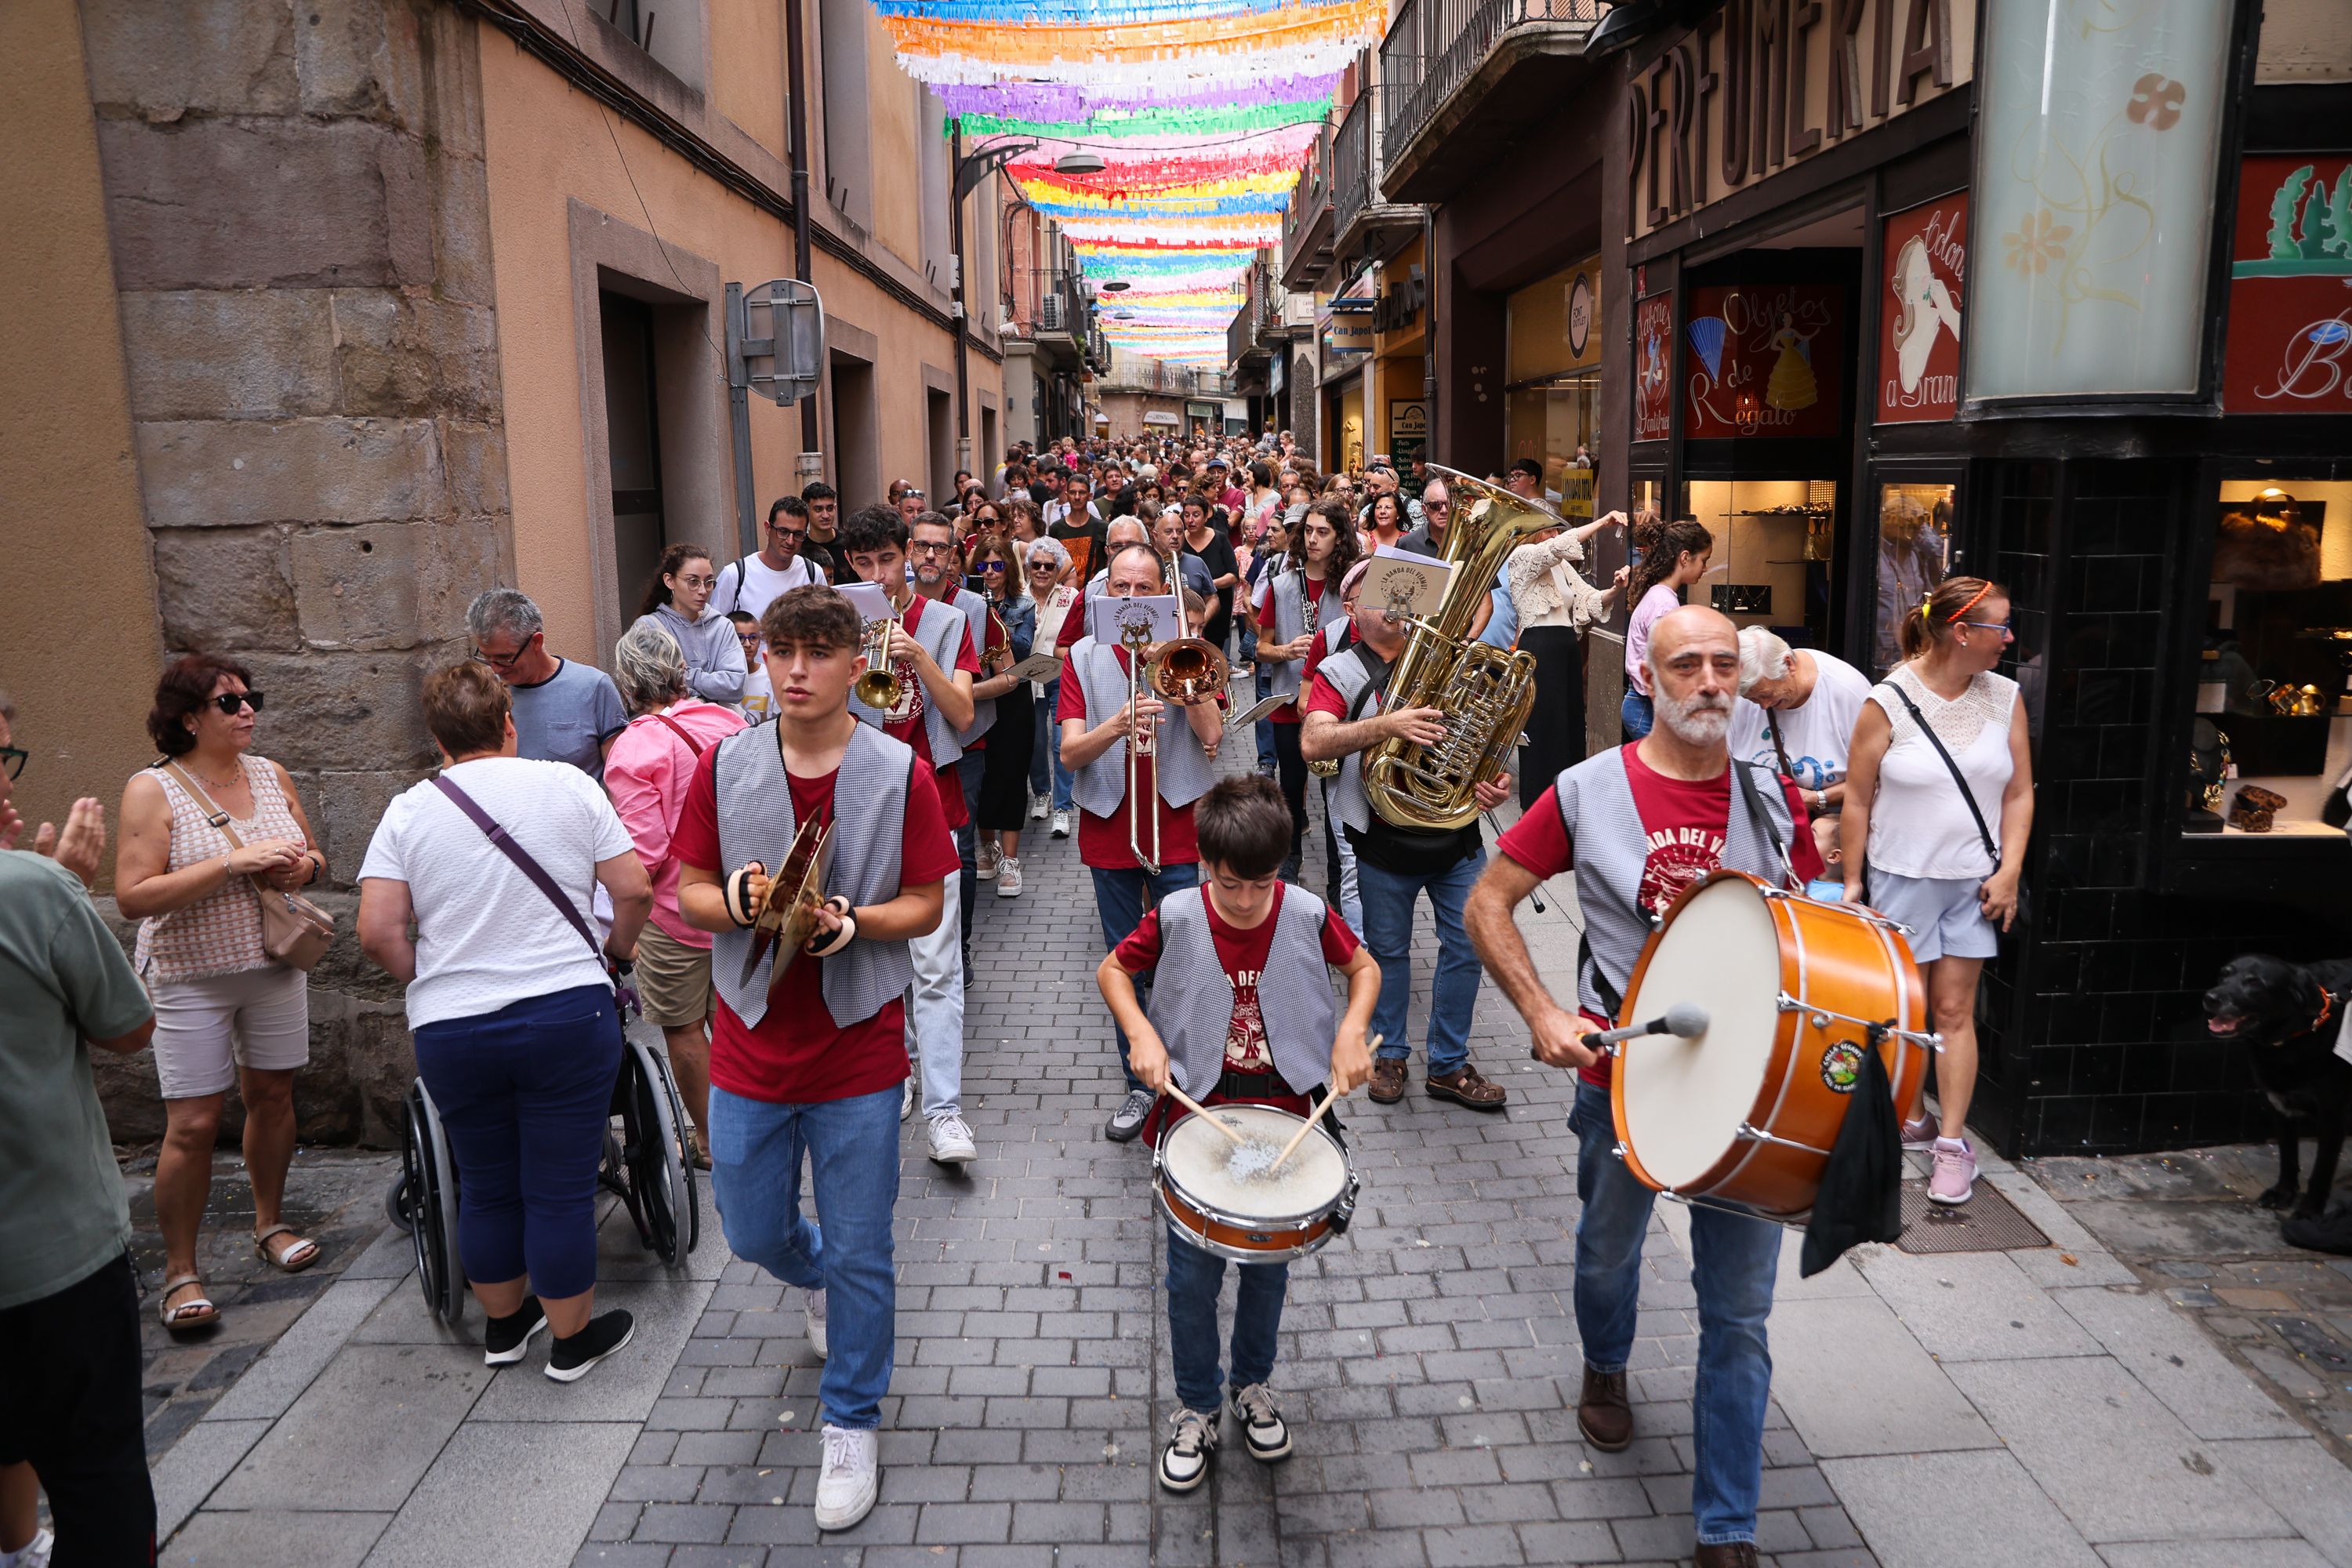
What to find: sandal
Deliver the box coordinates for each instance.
[159,1274,220,1333]
[1368,1058,1408,1104]
[1426,1062,1508,1111]
[254,1224,321,1274]
[688,1128,713,1172]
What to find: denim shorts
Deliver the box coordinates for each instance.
[1867,870,1998,964]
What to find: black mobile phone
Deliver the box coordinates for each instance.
[965,574,990,595]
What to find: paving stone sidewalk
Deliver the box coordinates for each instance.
[154,760,2352,1567]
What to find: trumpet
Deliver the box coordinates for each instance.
[852,605,904,711]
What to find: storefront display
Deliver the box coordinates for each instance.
[1682,284,1845,439]
[1682,478,1839,648]
[1505,260,1603,502]
[1870,482,1955,675]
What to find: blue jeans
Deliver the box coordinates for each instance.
[1570,1082,1779,1544]
[1254,667,1278,773]
[956,753,983,950]
[708,1083,902,1430]
[412,984,621,1301]
[1091,862,1201,1091]
[1621,688,1654,740]
[1356,848,1484,1076]
[1040,679,1075,812]
[1166,1228,1288,1414]
[1030,679,1056,800]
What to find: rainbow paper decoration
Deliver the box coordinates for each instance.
[877,0,1380,361]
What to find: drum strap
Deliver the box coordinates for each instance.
[1577,932,1623,1025]
[1730,760,1800,891]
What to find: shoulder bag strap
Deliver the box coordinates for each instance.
[430,775,604,963]
[651,712,708,757]
[1730,760,1798,890]
[161,760,238,837]
[1764,708,1798,784]
[1881,681,2002,869]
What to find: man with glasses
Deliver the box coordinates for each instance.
[466,589,626,777]
[716,497,829,721]
[1397,476,1451,559]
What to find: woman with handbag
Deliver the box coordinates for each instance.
[1840,575,2034,1207]
[116,655,331,1334]
[356,662,653,1379]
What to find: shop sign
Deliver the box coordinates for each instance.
[1634,292,1675,442]
[1374,271,1427,335]
[1389,400,1429,466]
[1629,0,1976,239]
[2223,154,2352,413]
[1876,193,1965,423]
[1567,271,1595,359]
[1683,282,1844,438]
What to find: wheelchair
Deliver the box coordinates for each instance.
[385,1033,699,1326]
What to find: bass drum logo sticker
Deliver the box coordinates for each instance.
[1819,1040,1867,1094]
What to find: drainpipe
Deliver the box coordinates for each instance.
[1421,204,1437,456]
[785,0,822,482]
[950,121,973,477]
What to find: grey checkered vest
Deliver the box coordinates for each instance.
[1065,637,1218,821]
[848,594,967,770]
[1265,568,1344,702]
[1145,885,1338,1098]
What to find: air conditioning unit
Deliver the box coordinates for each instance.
[1039,295,1067,332]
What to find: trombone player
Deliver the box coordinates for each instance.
[1058,544,1225,1144]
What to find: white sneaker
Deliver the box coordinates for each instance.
[804,1287,828,1359]
[928,1112,977,1165]
[814,1424,879,1530]
[2,1528,54,1568]
[1157,1406,1218,1492]
[1029,794,1049,821]
[1050,808,1070,838]
[996,856,1023,896]
[977,840,1001,880]
[901,1073,914,1122]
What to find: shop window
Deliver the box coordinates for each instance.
[1870,483,1957,677]
[1505,260,1602,514]
[1505,376,1600,516]
[1682,479,1838,650]
[2188,477,2352,837]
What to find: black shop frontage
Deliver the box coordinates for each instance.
[1608,0,2352,1156]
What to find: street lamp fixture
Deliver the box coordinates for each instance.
[1053,152,1107,175]
[1098,279,1131,292]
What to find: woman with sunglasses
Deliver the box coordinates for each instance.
[968,535,1037,897]
[116,656,326,1334]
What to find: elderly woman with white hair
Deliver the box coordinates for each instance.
[601,619,747,1166]
[1024,535,1080,830]
[1726,626,1873,883]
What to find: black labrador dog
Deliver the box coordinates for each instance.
[2202,954,2352,1218]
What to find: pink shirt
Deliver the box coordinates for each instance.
[1624,583,1683,698]
[603,701,748,946]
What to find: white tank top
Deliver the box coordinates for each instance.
[1864,666,2018,880]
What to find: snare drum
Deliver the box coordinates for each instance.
[1154,1103,1359,1261]
[1610,871,1933,1220]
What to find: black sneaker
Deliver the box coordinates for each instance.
[1105,1086,1156,1143]
[544,1309,635,1383]
[483,1296,546,1367]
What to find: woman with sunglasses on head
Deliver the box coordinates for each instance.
[116,656,327,1334]
[1840,575,2033,1208]
[633,543,750,710]
[968,535,1037,897]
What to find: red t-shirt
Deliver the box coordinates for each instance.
[1254,575,1331,725]
[1113,883,1360,1074]
[673,741,960,1104]
[875,594,980,830]
[1496,743,1821,1087]
[1055,644,1214,870]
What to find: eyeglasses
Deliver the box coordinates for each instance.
[473,643,530,670]
[209,691,264,715]
[1958,621,2015,640]
[1,746,25,780]
[908,539,954,556]
[675,575,717,591]
[768,522,808,541]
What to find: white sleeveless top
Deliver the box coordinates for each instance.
[1864,665,2018,880]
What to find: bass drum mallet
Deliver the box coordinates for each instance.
[1530,1000,1709,1061]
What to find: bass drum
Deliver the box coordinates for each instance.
[1610,871,1931,1219]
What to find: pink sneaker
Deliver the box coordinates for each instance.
[1900,1113,1940,1151]
[1928,1138,1977,1205]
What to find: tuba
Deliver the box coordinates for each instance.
[1361,466,1554,833]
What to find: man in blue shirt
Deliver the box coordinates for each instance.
[466,589,628,777]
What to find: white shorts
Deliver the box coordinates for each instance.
[1867,871,1998,964]
[148,965,311,1099]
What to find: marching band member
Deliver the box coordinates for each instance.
[1098,777,1376,1493]
[909,510,1001,966]
[1463,606,1821,1568]
[1059,543,1225,1143]
[839,506,981,1167]
[1298,577,1513,1111]
[1254,498,1357,880]
[675,585,959,1533]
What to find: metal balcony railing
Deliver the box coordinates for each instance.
[1282,121,1334,268]
[1380,0,1609,172]
[1334,89,1374,241]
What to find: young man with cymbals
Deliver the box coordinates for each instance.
[675,585,960,1533]
[839,505,982,1167]
[1463,605,1822,1568]
[1096,776,1376,1492]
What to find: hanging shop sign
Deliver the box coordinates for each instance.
[1634,292,1676,442]
[1876,193,1966,423]
[1682,282,1844,439]
[1389,400,1429,467]
[2223,155,2352,414]
[1628,0,1976,240]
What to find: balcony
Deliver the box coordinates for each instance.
[1279,122,1337,292]
[1029,271,1091,369]
[1378,0,1610,204]
[1332,88,1423,271]
[1225,255,1290,388]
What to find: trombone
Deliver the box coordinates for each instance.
[853,603,905,711]
[1118,619,1163,873]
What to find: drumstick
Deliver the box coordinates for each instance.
[1269,1033,1378,1174]
[1161,1079,1249,1145]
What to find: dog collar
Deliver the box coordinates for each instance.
[2302,988,2336,1040]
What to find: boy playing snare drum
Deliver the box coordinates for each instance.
[1095,775,1377,1492]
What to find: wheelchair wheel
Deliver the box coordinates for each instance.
[618,1036,699,1266]
[400,1079,466,1326]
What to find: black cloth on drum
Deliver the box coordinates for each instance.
[1801,1044,1904,1277]
[1516,625,1587,811]
[975,683,1036,830]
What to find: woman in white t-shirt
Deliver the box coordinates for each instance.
[357,662,654,1381]
[1841,575,2034,1208]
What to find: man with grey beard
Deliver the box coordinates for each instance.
[1463,606,1824,1568]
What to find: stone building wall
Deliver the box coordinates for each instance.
[78,0,513,1145]
[1287,347,1319,459]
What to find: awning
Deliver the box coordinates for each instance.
[1142,411,1180,426]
